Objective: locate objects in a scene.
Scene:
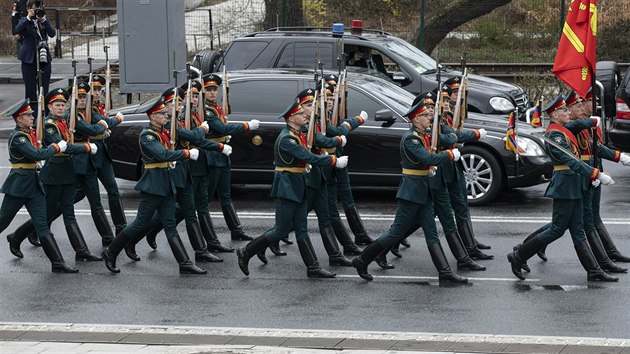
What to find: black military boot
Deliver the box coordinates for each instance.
[281,237,293,245]
[320,226,352,266]
[596,222,630,263]
[92,208,115,246]
[586,230,627,273]
[351,241,387,281]
[167,236,207,274]
[6,221,36,258]
[66,223,102,261]
[467,219,491,249]
[102,231,133,273]
[297,237,336,278]
[123,233,142,261]
[574,241,618,282]
[344,206,374,245]
[331,219,362,255]
[427,242,467,283]
[144,223,162,250]
[109,199,128,235]
[507,235,546,280]
[444,232,486,271]
[187,222,223,263]
[400,238,411,248]
[457,220,493,260]
[519,225,548,261]
[375,247,395,269]
[236,236,271,276]
[390,242,402,258]
[27,232,41,247]
[269,240,287,256]
[199,212,234,252]
[222,203,253,241]
[40,233,78,273]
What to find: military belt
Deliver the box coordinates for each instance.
[53,152,70,157]
[11,163,37,169]
[580,154,592,161]
[208,136,229,143]
[144,162,170,169]
[553,165,570,171]
[275,167,306,173]
[323,147,336,154]
[90,134,105,140]
[402,168,430,176]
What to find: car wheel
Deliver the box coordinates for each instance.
[193,49,222,74]
[596,61,621,145]
[460,145,503,206]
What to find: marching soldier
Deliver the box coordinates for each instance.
[443,76,492,254]
[102,99,206,275]
[3,98,78,273]
[199,74,260,243]
[236,99,347,278]
[124,87,226,264]
[351,100,467,283]
[507,96,618,282]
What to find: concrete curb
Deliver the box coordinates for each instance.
[0,323,628,353]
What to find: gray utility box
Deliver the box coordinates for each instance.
[117,0,186,93]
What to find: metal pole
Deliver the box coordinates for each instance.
[560,0,566,34]
[280,0,287,27]
[54,9,61,58]
[418,0,425,50]
[209,9,214,50]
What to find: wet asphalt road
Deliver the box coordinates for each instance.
[0,140,628,339]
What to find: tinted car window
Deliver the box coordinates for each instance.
[220,79,299,114]
[276,42,334,69]
[345,87,388,119]
[224,41,270,70]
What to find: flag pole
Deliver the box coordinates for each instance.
[591,67,599,171]
[514,107,519,178]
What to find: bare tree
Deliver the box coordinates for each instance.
[263,0,304,29]
[417,0,513,53]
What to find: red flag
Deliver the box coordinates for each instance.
[552,0,597,98]
[530,99,542,128]
[504,112,518,154]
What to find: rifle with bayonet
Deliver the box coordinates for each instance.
[36,87,44,146]
[170,86,178,150]
[222,65,230,116]
[68,77,77,144]
[331,76,341,127]
[306,90,319,150]
[184,63,192,130]
[86,72,93,123]
[339,69,348,119]
[319,77,327,138]
[430,63,442,153]
[104,45,111,116]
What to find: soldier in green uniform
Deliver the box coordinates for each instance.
[102,99,206,275]
[236,99,346,278]
[507,96,618,282]
[322,74,374,247]
[201,73,260,242]
[3,100,76,273]
[442,76,493,254]
[123,87,225,264]
[351,101,467,283]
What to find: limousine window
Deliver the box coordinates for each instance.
[220,79,300,114]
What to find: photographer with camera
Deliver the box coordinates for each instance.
[13,0,55,116]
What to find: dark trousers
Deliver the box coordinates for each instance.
[431,185,458,235]
[43,183,77,226]
[0,192,49,238]
[536,198,586,245]
[97,157,121,203]
[335,166,355,210]
[376,199,439,248]
[207,165,232,207]
[74,168,105,212]
[450,169,471,222]
[21,60,51,115]
[261,197,309,243]
[148,182,198,227]
[306,184,331,229]
[126,191,178,242]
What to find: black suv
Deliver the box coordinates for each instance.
[610,65,630,151]
[194,27,530,117]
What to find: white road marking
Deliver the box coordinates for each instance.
[335,274,540,282]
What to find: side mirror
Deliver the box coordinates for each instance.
[375,109,395,122]
[392,71,408,82]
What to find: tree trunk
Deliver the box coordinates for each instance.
[416,0,513,54]
[263,0,304,29]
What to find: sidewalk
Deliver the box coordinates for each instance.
[0,322,628,353]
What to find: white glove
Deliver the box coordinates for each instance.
[597,171,614,186]
[89,143,98,155]
[340,135,347,147]
[115,112,125,122]
[248,119,260,130]
[451,148,461,161]
[428,166,437,177]
[104,129,111,139]
[359,110,368,121]
[169,161,177,170]
[335,155,348,169]
[57,140,67,152]
[477,128,487,140]
[189,148,200,161]
[200,121,209,131]
[590,116,600,126]
[619,153,630,166]
[591,178,601,187]
[221,144,232,156]
[305,164,312,174]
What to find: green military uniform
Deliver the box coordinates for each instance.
[3,99,78,273]
[102,99,206,275]
[351,101,467,283]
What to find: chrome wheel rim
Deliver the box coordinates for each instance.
[461,153,493,200]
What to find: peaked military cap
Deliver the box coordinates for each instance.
[180,80,202,95]
[297,88,316,105]
[280,99,304,120]
[139,98,168,117]
[412,91,437,107]
[403,101,429,118]
[437,83,452,98]
[69,82,91,96]
[316,82,334,95]
[565,90,581,106]
[324,74,338,86]
[444,76,461,89]
[7,99,34,119]
[45,88,69,105]
[92,74,106,87]
[202,73,222,88]
[161,87,185,104]
[543,95,567,114]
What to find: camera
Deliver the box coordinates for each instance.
[38,41,48,64]
[33,0,45,17]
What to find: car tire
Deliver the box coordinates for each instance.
[193,50,222,75]
[460,145,503,206]
[596,61,621,145]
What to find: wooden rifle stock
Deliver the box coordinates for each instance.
[319,78,326,137]
[104,58,111,115]
[170,87,178,149]
[306,90,319,149]
[68,77,77,144]
[184,79,192,131]
[331,80,340,127]
[222,66,230,116]
[36,87,44,145]
[86,73,93,123]
[452,67,467,130]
